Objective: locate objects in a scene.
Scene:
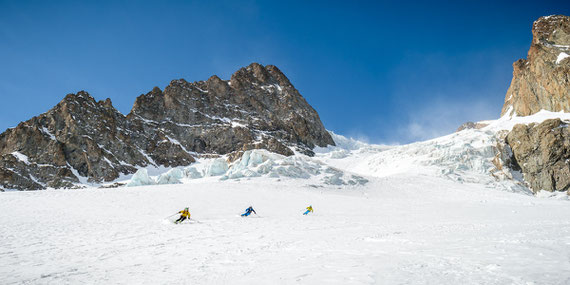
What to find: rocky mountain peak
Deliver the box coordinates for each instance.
[265,65,293,86]
[59,91,116,112]
[501,15,570,117]
[532,15,570,46]
[230,62,286,88]
[102,98,113,108]
[245,62,272,82]
[0,63,334,191]
[63,90,94,101]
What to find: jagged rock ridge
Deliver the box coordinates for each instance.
[501,15,570,117]
[0,63,334,190]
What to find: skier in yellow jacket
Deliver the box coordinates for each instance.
[175,207,191,224]
[303,205,313,215]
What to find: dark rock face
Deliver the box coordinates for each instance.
[501,15,570,117]
[0,63,334,190]
[128,63,333,157]
[505,119,570,192]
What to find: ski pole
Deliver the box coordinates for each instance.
[165,213,178,219]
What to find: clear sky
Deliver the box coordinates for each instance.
[1,0,568,144]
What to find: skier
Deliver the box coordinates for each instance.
[241,206,257,217]
[303,205,313,215]
[175,207,191,224]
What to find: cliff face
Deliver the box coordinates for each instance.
[497,15,570,194]
[0,63,334,190]
[128,63,333,157]
[501,15,570,117]
[505,119,570,193]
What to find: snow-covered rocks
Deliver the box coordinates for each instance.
[556,52,569,64]
[10,152,30,164]
[118,111,569,194]
[0,63,337,191]
[320,111,570,195]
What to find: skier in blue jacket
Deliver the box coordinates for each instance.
[241,206,257,217]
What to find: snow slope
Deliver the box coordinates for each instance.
[1,176,570,284]
[317,110,570,194]
[2,111,570,284]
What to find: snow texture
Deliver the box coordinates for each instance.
[2,177,570,284]
[11,151,30,164]
[556,52,570,64]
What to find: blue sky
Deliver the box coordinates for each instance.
[1,0,568,144]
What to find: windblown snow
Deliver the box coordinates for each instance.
[1,111,570,284]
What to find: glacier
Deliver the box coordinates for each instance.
[2,111,570,284]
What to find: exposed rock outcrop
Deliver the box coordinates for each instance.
[501,15,570,117]
[0,63,334,190]
[0,92,144,190]
[456,121,489,132]
[505,119,570,192]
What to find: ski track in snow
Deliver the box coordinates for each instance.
[1,177,570,284]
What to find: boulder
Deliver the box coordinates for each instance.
[505,119,570,192]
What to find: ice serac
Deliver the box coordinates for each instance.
[0,63,334,190]
[501,15,570,117]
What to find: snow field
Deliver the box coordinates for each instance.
[2,176,570,284]
[317,111,570,195]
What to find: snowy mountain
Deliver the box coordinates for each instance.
[82,110,563,197]
[0,63,334,191]
[1,15,570,284]
[2,118,570,283]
